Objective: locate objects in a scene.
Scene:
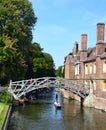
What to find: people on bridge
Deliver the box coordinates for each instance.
[30,78,33,84]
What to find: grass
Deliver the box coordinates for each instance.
[0,87,12,129]
[0,102,9,129]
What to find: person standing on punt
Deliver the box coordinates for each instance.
[55,92,58,102]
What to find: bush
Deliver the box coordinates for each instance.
[0,87,12,104]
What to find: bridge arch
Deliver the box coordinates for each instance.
[8,77,90,100]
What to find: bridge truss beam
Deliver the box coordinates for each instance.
[8,77,90,100]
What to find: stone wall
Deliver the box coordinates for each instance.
[61,89,106,111]
[60,89,80,101]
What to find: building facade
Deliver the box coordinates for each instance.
[64,23,106,109]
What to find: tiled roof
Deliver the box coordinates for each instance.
[100,52,106,59]
[65,43,106,64]
[83,47,96,62]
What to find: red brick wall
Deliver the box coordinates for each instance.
[64,55,71,78]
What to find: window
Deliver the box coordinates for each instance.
[75,65,77,75]
[103,60,106,73]
[77,64,80,74]
[75,64,80,75]
[93,81,96,90]
[85,64,88,74]
[103,80,106,90]
[94,63,96,74]
[90,64,92,74]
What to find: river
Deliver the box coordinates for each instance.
[8,88,106,130]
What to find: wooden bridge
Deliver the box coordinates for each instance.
[8,77,90,100]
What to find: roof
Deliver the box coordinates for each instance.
[100,52,106,59]
[83,47,96,63]
[65,43,106,64]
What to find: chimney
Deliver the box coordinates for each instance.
[81,34,87,50]
[97,23,105,42]
[73,41,78,55]
[80,34,87,61]
[96,23,105,55]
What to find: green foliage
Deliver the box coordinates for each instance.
[32,43,55,77]
[0,34,27,83]
[0,0,37,84]
[55,66,64,77]
[0,0,37,42]
[0,87,12,104]
[0,0,55,84]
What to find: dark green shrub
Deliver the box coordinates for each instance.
[0,87,12,104]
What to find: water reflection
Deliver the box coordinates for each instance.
[63,99,106,130]
[8,90,106,130]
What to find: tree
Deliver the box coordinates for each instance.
[0,0,37,43]
[55,66,64,78]
[0,34,27,84]
[0,0,56,84]
[0,0,37,84]
[32,43,55,78]
[43,53,55,76]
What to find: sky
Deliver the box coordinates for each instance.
[29,0,106,69]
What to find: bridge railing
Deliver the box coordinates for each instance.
[8,77,90,100]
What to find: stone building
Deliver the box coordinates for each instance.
[64,23,106,110]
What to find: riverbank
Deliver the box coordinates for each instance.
[0,103,9,129]
[0,86,12,129]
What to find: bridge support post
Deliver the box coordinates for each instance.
[83,94,94,108]
[80,97,84,106]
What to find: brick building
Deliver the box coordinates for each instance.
[64,23,106,102]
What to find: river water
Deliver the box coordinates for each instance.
[8,88,106,130]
